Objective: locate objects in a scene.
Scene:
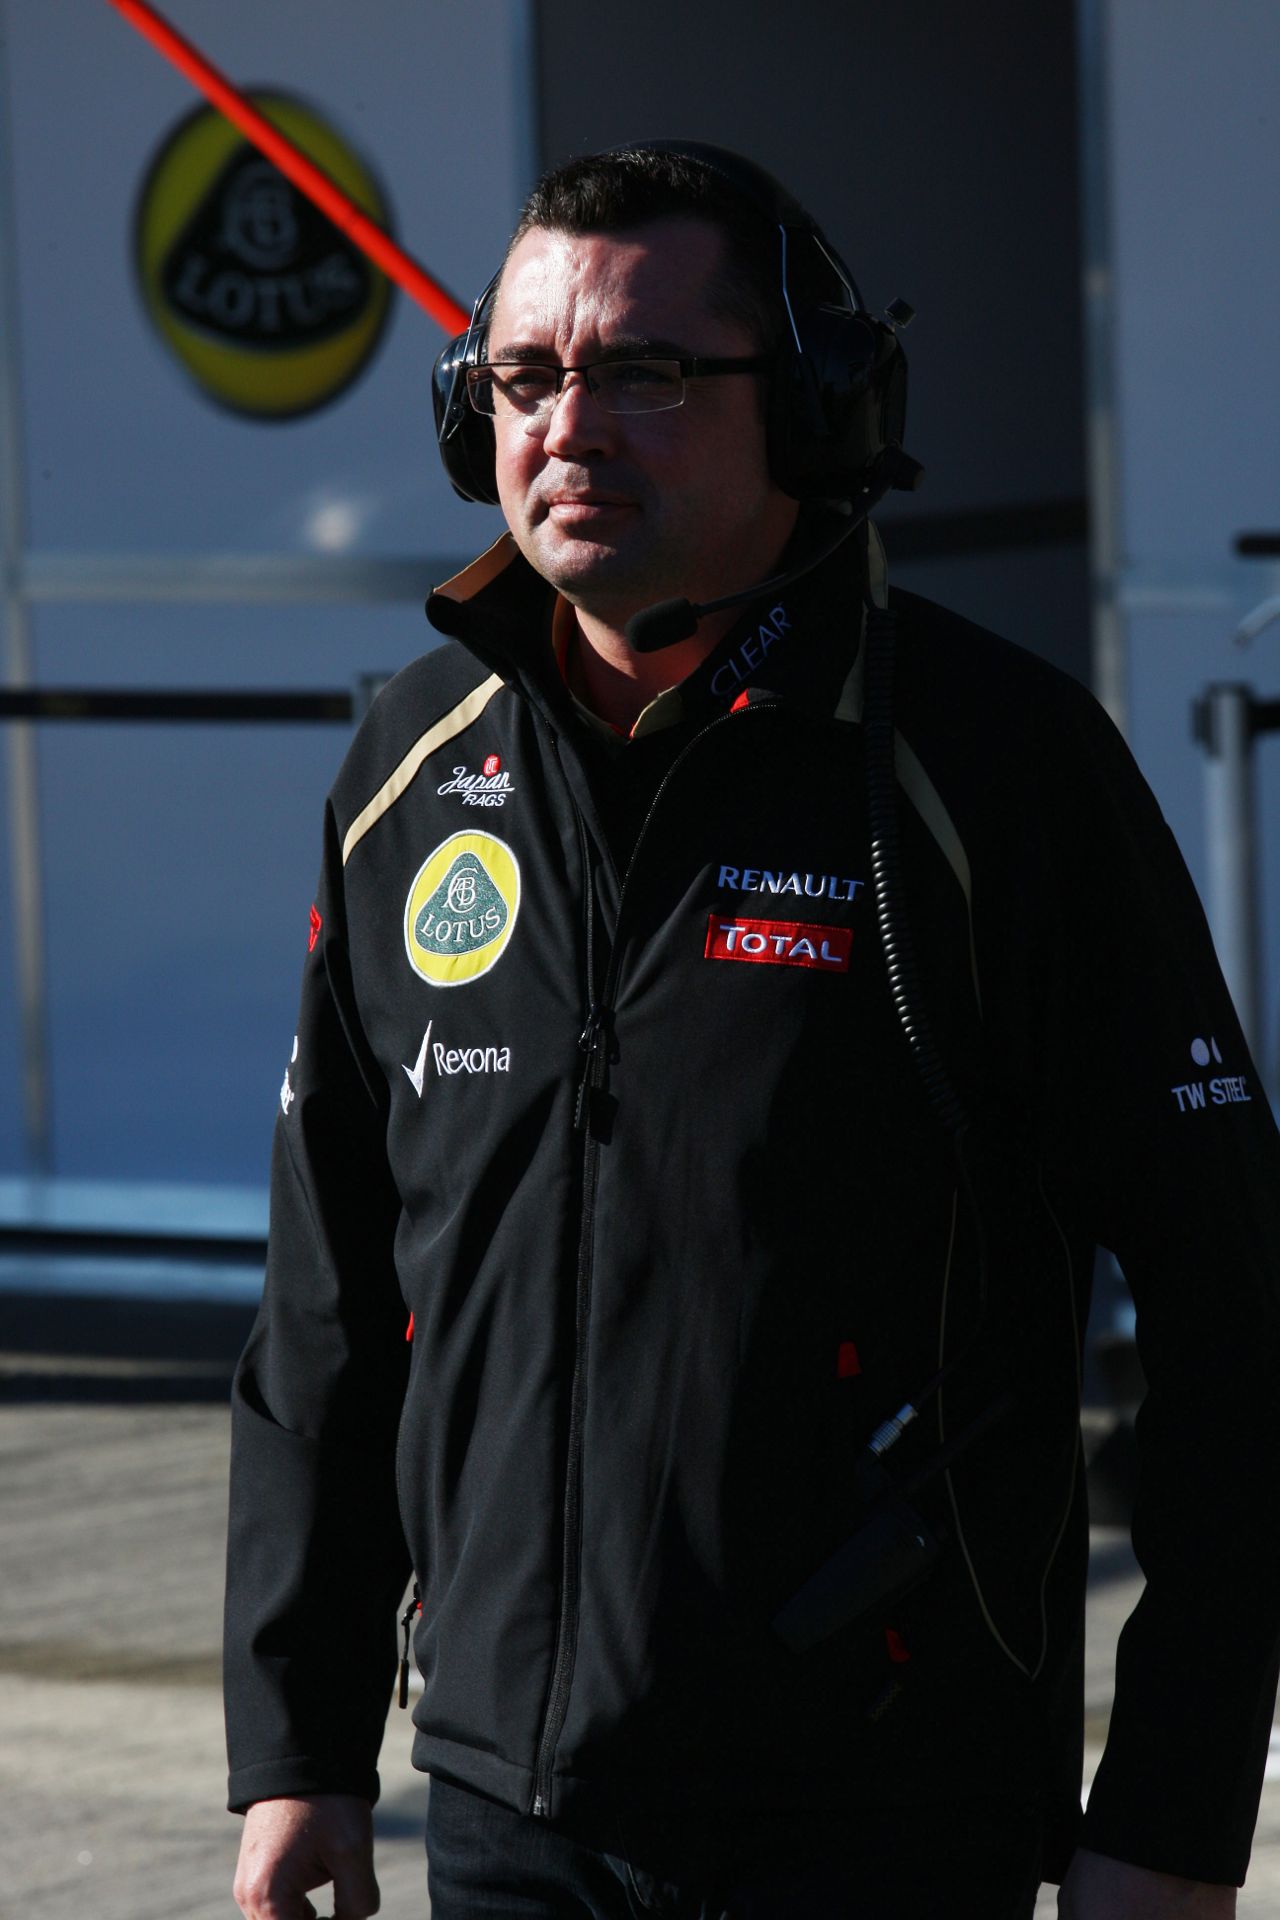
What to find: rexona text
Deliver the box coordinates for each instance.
[434,1044,511,1076]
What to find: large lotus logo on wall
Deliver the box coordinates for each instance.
[134,92,394,419]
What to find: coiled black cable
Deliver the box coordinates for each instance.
[863,603,970,1141]
[770,596,1019,1650]
[861,600,993,1423]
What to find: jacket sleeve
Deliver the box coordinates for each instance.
[1030,681,1280,1885]
[224,797,412,1812]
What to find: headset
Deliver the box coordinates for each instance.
[431,139,922,509]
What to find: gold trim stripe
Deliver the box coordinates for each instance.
[431,533,518,604]
[341,673,507,866]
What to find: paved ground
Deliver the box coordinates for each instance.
[1,1310,1278,1918]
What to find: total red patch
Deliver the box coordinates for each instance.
[884,1627,912,1664]
[837,1341,862,1378]
[482,753,502,776]
[308,904,323,953]
[704,914,852,972]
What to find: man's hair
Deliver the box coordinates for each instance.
[503,147,788,348]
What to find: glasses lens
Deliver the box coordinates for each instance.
[589,360,684,414]
[482,366,561,417]
[465,369,496,416]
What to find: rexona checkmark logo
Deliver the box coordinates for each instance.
[402,1021,512,1096]
[403,832,521,987]
[403,1023,433,1096]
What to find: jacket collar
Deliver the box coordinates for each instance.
[425,511,887,736]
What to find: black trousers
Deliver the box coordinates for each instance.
[425,1778,1044,1920]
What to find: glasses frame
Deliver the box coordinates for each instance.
[465,354,773,419]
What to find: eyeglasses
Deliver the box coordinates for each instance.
[464,355,771,419]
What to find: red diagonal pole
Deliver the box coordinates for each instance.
[106,0,472,335]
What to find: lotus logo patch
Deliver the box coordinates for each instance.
[403,832,521,987]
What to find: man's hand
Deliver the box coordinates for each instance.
[1059,1847,1237,1918]
[233,1793,380,1920]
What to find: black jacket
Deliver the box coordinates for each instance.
[225,528,1280,1886]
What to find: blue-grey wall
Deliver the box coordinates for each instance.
[1098,0,1280,1102]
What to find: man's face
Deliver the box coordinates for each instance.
[487,216,798,628]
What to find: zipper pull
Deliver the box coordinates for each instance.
[574,1003,615,1131]
[578,1001,613,1060]
[398,1584,421,1709]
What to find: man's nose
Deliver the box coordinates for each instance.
[541,370,616,459]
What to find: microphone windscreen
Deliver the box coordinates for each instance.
[625,598,699,653]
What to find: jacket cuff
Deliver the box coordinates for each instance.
[228,1755,381,1815]
[1079,1600,1278,1886]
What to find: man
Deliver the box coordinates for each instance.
[227,144,1280,1919]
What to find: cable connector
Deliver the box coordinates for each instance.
[867,1402,918,1460]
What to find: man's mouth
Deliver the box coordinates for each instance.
[544,492,637,526]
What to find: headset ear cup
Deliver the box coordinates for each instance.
[767,340,829,499]
[878,346,909,459]
[770,308,907,501]
[432,333,499,505]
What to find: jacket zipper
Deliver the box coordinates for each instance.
[532,771,601,1817]
[530,703,778,1817]
[570,798,608,1132]
[531,1083,602,1816]
[580,701,779,1050]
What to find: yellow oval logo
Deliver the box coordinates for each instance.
[134,92,394,420]
[403,833,521,988]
